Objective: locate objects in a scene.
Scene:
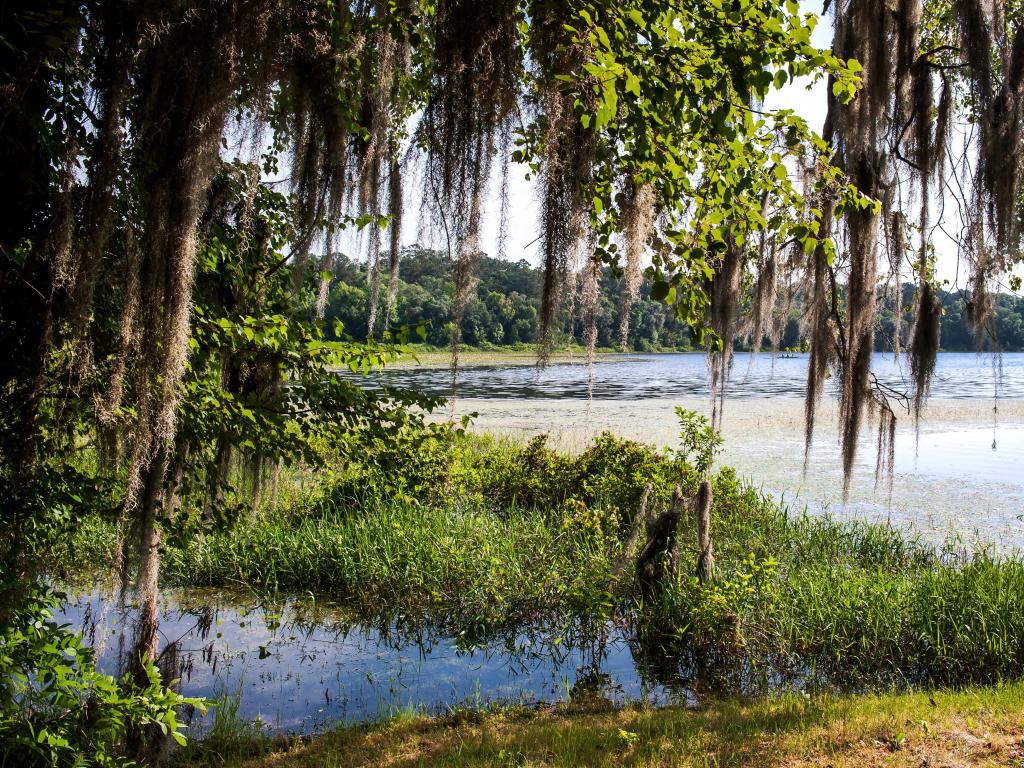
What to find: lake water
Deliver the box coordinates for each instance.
[378,351,1024,551]
[378,351,1024,401]
[62,589,685,734]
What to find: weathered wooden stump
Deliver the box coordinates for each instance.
[636,484,686,602]
[695,479,714,584]
[628,479,715,600]
[611,483,653,581]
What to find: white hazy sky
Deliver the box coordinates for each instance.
[341,4,1021,295]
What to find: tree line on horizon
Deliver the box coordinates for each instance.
[326,247,1024,353]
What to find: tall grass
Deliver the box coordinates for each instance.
[64,431,1024,691]
[166,501,617,634]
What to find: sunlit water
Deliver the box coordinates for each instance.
[61,589,686,733]
[375,351,1024,401]
[369,351,1024,551]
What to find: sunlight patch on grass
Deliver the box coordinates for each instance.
[210,683,1024,768]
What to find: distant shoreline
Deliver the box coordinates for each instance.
[391,347,647,368]
[391,346,1019,369]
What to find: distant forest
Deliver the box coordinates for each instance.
[326,247,1024,352]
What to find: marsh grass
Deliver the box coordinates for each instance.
[166,501,618,636]
[64,431,1024,691]
[176,685,273,765]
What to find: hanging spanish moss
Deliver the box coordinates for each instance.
[581,256,601,400]
[417,0,520,372]
[802,203,837,471]
[364,221,382,335]
[384,154,404,328]
[908,278,941,421]
[829,0,891,496]
[886,212,908,357]
[618,180,656,348]
[708,239,744,430]
[496,123,513,262]
[747,197,777,359]
[966,248,998,347]
[873,400,897,502]
[536,93,598,358]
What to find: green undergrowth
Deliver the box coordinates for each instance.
[59,430,1024,691]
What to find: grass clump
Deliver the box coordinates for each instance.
[166,501,617,636]
[636,470,1024,688]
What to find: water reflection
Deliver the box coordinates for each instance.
[62,588,689,733]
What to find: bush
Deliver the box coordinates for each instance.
[0,587,203,767]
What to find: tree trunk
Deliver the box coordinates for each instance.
[695,479,714,584]
[128,442,179,765]
[131,442,168,682]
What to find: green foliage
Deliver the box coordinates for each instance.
[62,430,1024,691]
[674,408,723,477]
[0,588,204,767]
[324,248,701,351]
[327,249,1024,354]
[169,162,448,533]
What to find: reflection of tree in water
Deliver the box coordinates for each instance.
[72,586,747,727]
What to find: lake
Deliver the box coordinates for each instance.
[376,351,1024,551]
[377,350,1024,401]
[62,588,686,734]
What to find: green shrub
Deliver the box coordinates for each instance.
[0,587,203,767]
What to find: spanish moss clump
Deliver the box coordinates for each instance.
[873,401,897,501]
[908,279,941,421]
[581,257,601,399]
[932,77,953,184]
[364,223,382,336]
[747,207,777,358]
[384,156,404,328]
[802,204,837,471]
[886,212,908,356]
[818,0,937,495]
[418,0,521,361]
[619,180,656,348]
[529,6,598,360]
[535,83,597,359]
[966,260,998,348]
[708,240,744,429]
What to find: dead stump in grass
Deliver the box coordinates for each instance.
[632,479,715,600]
[636,484,687,602]
[695,479,714,585]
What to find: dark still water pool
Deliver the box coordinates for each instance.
[62,589,686,734]
[370,351,1024,401]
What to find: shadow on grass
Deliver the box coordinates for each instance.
[216,684,1023,768]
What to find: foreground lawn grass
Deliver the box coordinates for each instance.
[206,683,1024,767]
